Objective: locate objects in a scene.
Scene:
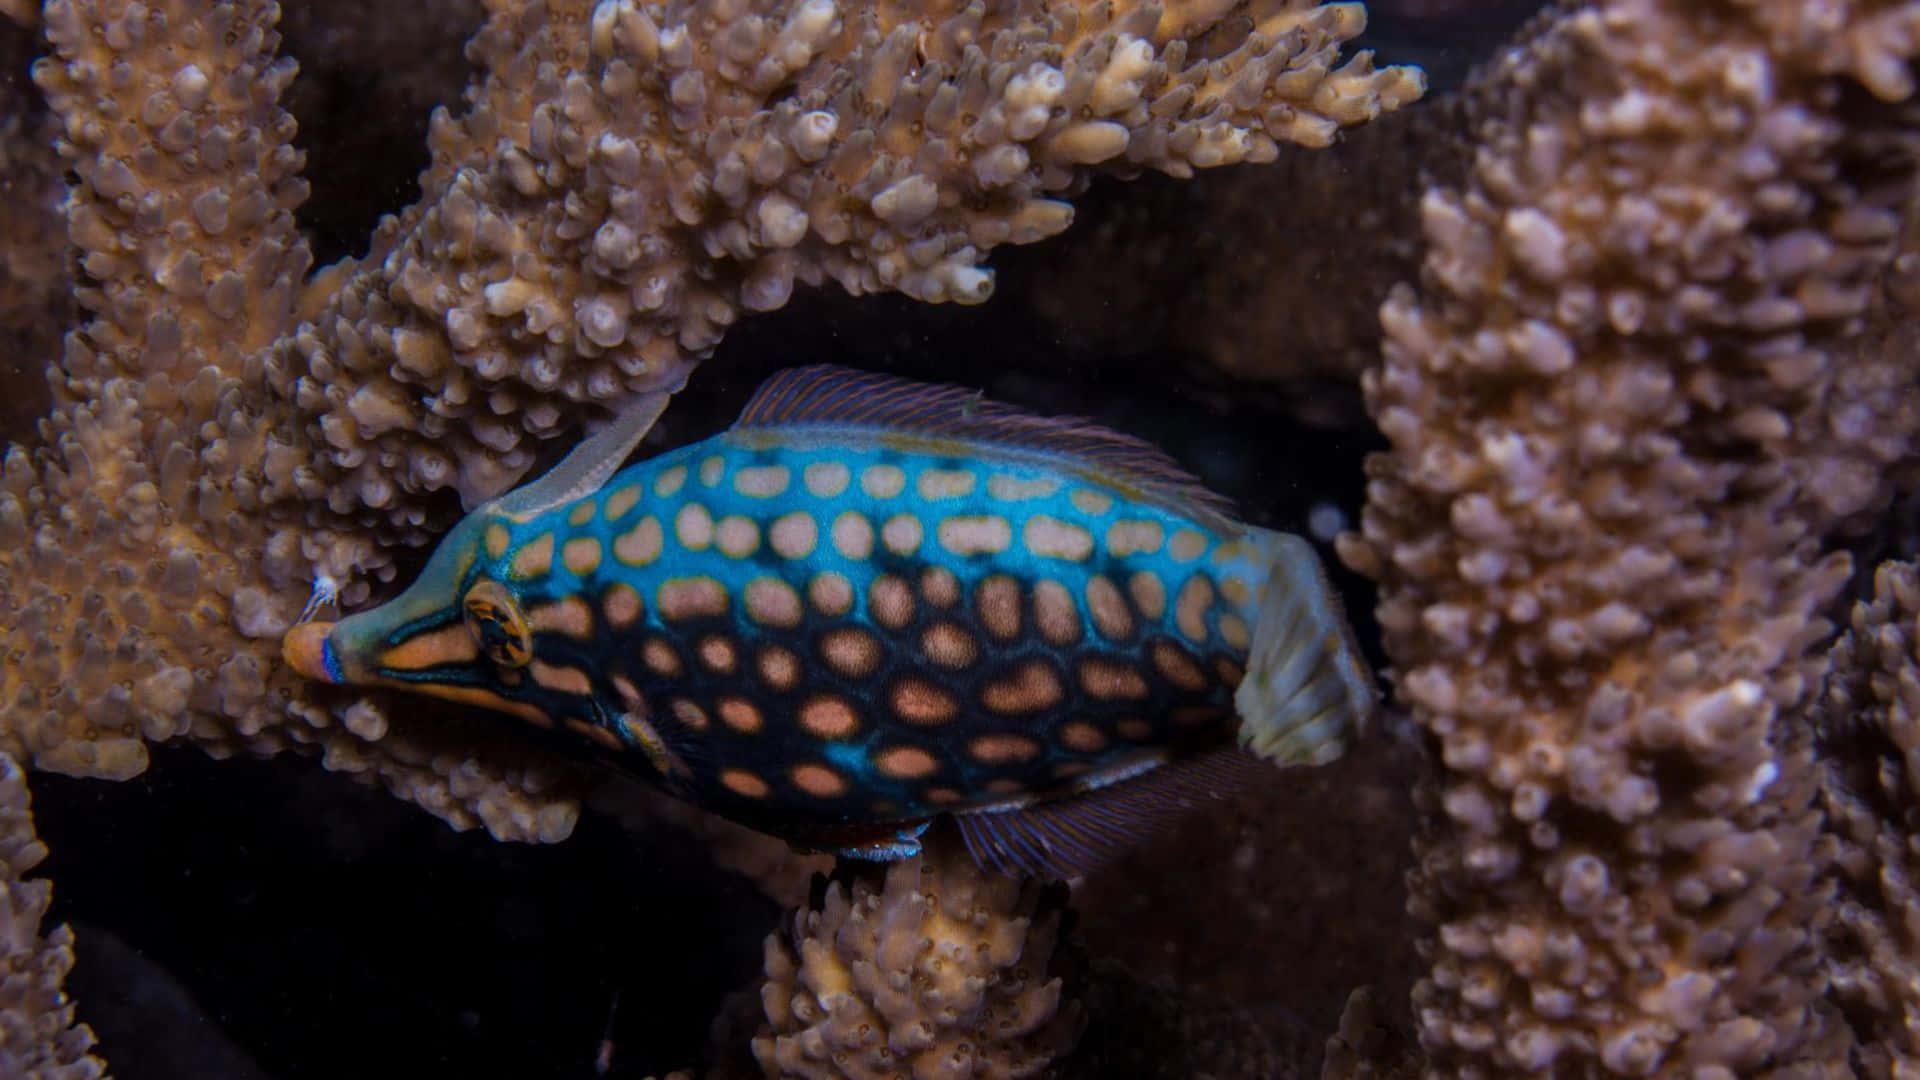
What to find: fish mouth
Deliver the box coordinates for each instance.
[283,621,344,684]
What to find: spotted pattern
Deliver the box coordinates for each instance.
[734,463,790,498]
[804,461,850,497]
[881,514,923,555]
[758,645,801,691]
[1085,576,1134,641]
[819,627,883,678]
[485,523,512,560]
[975,575,1021,641]
[562,537,602,576]
[614,517,663,566]
[891,679,959,725]
[969,733,1041,765]
[861,464,905,499]
[981,661,1065,713]
[832,512,875,560]
[697,635,738,674]
[658,576,728,620]
[809,572,854,615]
[770,512,818,559]
[716,515,760,558]
[603,484,643,521]
[791,762,848,798]
[718,697,763,733]
[511,533,555,579]
[917,468,976,500]
[1024,515,1093,562]
[745,577,803,628]
[673,503,715,550]
[938,515,1012,557]
[921,622,979,669]
[874,745,939,779]
[869,575,915,630]
[445,435,1269,836]
[800,696,861,739]
[641,637,683,677]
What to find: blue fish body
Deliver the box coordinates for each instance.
[285,367,1374,875]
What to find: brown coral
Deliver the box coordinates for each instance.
[752,842,1081,1079]
[1337,0,1920,1072]
[0,753,105,1080]
[257,0,1427,544]
[1821,559,1920,1077]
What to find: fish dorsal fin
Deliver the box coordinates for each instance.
[492,388,676,518]
[951,746,1270,880]
[734,365,1237,528]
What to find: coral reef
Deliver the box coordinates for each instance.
[0,0,1425,1074]
[0,753,103,1080]
[1338,0,1920,1073]
[1821,560,1920,1078]
[0,0,1421,847]
[752,842,1080,1078]
[12,0,1920,1076]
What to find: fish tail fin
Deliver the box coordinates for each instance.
[1233,528,1376,766]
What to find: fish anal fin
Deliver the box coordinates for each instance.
[779,818,933,863]
[953,746,1271,881]
[733,365,1236,527]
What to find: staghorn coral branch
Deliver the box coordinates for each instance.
[1820,557,1920,1078]
[0,752,104,1080]
[1338,0,1920,1073]
[247,0,1426,551]
[752,839,1082,1078]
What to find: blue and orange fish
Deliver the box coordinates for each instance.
[283,367,1375,876]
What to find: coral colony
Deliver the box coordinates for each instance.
[3,0,1920,1076]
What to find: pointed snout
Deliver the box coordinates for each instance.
[282,621,344,684]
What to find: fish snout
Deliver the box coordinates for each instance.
[283,621,343,684]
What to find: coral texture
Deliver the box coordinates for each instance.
[0,754,104,1080]
[1821,559,1920,1078]
[752,843,1081,1079]
[1338,0,1920,1073]
[0,0,1421,845]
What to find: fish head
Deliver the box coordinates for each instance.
[282,513,559,725]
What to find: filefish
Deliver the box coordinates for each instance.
[283,366,1375,877]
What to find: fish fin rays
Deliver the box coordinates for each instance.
[952,746,1270,881]
[1234,529,1378,766]
[491,386,678,517]
[733,365,1237,528]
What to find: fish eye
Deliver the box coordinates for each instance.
[462,579,533,669]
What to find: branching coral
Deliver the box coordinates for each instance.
[1821,559,1920,1078]
[752,842,1081,1079]
[0,753,104,1080]
[0,0,1421,843]
[1337,0,1920,1072]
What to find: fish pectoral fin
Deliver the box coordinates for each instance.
[953,746,1270,881]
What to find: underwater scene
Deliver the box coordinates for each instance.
[1,0,1917,1076]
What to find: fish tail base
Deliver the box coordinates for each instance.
[1233,529,1376,766]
